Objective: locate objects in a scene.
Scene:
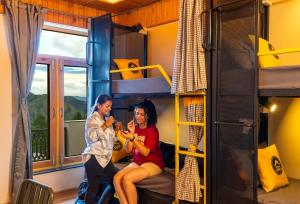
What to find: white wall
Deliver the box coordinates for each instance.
[268,98,300,179]
[0,14,13,204]
[148,21,178,77]
[268,0,300,179]
[34,168,84,192]
[147,21,196,148]
[269,0,300,66]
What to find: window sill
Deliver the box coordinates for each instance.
[33,163,84,175]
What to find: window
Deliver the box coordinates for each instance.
[29,27,88,171]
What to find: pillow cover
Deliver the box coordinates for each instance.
[258,144,289,192]
[248,35,280,68]
[113,59,143,80]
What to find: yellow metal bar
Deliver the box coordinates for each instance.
[178,150,205,158]
[110,64,172,86]
[174,94,180,204]
[176,91,206,96]
[174,93,207,204]
[178,121,204,126]
[258,47,300,56]
[203,94,207,204]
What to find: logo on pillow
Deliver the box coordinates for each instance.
[271,156,282,175]
[113,59,144,80]
[248,35,280,68]
[114,140,123,151]
[128,62,139,73]
[268,43,279,59]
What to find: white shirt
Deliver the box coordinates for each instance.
[82,111,116,168]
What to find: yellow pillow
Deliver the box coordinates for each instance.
[258,144,289,192]
[113,59,143,80]
[112,131,130,163]
[248,35,280,68]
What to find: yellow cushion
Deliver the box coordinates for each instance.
[113,59,144,80]
[112,131,130,163]
[248,35,280,68]
[258,144,289,192]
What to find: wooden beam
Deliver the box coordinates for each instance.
[0,3,4,14]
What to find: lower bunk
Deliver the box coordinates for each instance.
[258,178,300,204]
[76,142,204,204]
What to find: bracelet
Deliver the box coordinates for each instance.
[130,135,135,142]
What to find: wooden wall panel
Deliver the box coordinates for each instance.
[113,0,179,28]
[1,0,179,28]
[0,0,106,28]
[0,3,4,14]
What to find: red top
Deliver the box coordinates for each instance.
[132,125,165,170]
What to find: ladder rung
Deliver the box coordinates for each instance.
[176,92,206,96]
[178,121,204,126]
[178,150,205,158]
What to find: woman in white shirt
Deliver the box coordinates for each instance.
[82,94,120,204]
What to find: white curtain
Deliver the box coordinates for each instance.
[171,0,207,94]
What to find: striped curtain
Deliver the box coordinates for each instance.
[171,0,207,94]
[176,97,204,202]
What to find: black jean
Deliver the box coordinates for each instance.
[84,155,119,204]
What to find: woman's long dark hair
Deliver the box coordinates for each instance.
[91,94,112,113]
[134,99,157,127]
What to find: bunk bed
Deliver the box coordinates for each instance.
[258,54,300,97]
[256,47,300,204]
[85,13,185,204]
[258,178,300,204]
[110,65,172,99]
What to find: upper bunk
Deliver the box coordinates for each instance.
[109,18,172,99]
[258,47,300,97]
[87,13,172,102]
[110,65,172,99]
[219,10,300,98]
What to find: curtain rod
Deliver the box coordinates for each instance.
[47,8,93,20]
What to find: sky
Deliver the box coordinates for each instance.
[30,30,87,97]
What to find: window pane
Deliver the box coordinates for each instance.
[39,30,87,58]
[29,64,50,162]
[64,66,87,157]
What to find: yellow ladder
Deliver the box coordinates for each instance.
[174,91,207,204]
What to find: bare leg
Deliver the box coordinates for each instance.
[122,167,150,204]
[113,166,136,204]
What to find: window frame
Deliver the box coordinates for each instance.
[32,57,88,172]
[59,57,88,166]
[32,57,57,171]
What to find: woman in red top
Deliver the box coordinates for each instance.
[113,100,165,204]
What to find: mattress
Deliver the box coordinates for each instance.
[259,65,300,90]
[258,178,300,204]
[112,77,170,95]
[114,162,175,197]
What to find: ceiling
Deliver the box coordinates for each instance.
[65,0,161,14]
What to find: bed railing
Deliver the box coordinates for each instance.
[258,47,300,56]
[110,64,172,86]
